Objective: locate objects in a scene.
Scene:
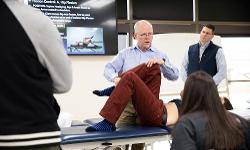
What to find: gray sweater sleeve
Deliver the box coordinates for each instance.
[5,0,72,93]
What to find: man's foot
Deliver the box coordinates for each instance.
[93,86,115,96]
[85,119,116,132]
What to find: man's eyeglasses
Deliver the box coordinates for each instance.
[139,32,153,37]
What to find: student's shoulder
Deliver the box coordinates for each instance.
[229,112,250,126]
[5,1,45,18]
[179,111,207,124]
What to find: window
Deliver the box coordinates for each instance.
[133,0,193,20]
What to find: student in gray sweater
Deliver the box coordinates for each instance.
[0,0,72,149]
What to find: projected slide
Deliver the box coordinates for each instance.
[26,0,117,55]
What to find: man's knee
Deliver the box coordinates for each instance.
[140,63,160,71]
[150,64,160,72]
[123,71,137,81]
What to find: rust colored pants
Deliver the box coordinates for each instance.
[100,64,165,127]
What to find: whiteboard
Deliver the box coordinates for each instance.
[151,33,226,95]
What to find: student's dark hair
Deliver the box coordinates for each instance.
[223,97,233,110]
[203,24,215,34]
[181,71,244,149]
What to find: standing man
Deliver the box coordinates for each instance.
[104,20,179,150]
[0,0,72,149]
[181,24,227,85]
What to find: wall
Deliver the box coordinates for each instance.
[55,56,113,120]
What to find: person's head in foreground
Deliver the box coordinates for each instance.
[171,71,248,150]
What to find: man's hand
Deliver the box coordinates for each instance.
[145,58,164,67]
[113,77,121,85]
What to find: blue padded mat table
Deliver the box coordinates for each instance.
[60,118,171,150]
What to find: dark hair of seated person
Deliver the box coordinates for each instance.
[173,71,246,150]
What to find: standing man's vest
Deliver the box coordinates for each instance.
[187,42,220,77]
